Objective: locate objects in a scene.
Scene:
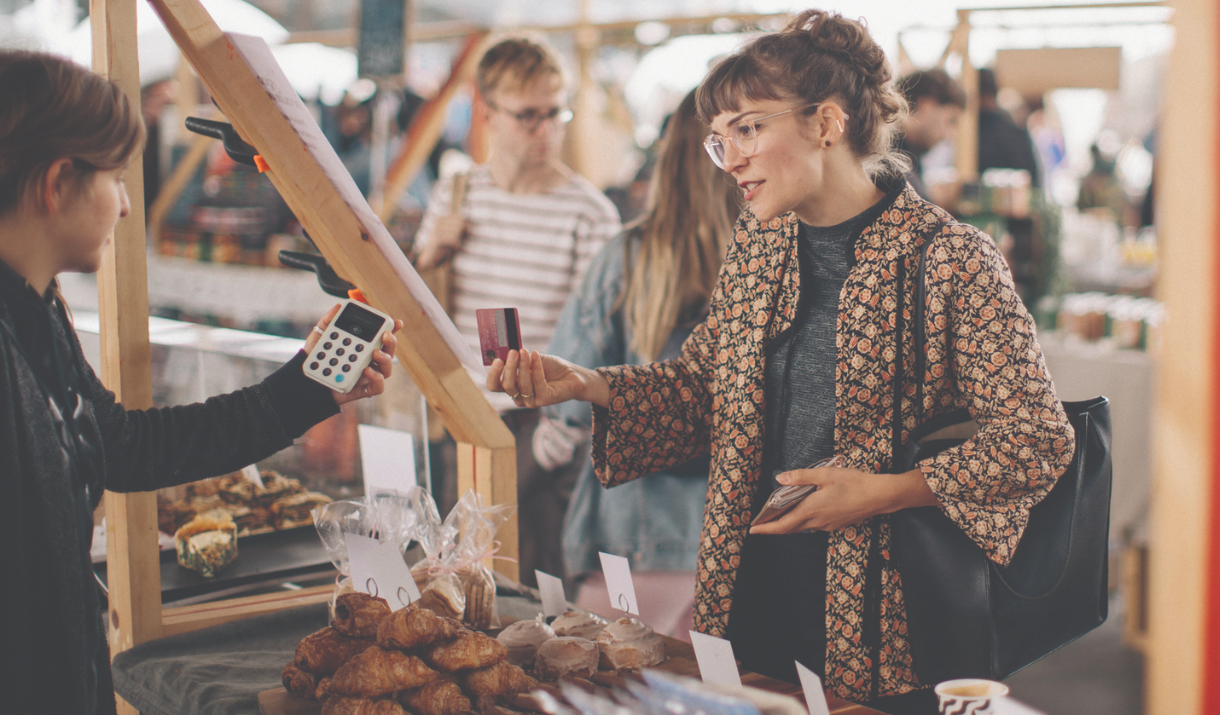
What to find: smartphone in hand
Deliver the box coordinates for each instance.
[750,455,845,527]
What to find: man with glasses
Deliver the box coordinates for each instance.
[412,34,621,587]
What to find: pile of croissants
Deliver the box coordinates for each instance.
[282,592,537,715]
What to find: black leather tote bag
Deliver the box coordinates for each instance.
[892,236,1113,685]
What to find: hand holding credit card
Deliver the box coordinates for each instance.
[751,455,846,527]
[476,308,522,366]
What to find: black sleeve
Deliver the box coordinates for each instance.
[88,349,340,493]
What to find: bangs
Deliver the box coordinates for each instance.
[695,53,785,125]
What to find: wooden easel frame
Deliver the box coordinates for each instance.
[92,1,517,710]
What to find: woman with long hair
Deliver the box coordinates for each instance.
[537,88,739,636]
[491,11,1072,714]
[0,51,400,714]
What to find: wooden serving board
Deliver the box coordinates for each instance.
[258,634,882,715]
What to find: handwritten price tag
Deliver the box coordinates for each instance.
[535,570,567,618]
[796,661,831,715]
[345,533,421,611]
[689,631,742,689]
[598,552,639,615]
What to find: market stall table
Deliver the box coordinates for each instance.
[110,594,884,715]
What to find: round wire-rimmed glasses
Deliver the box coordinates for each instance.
[703,104,840,169]
[487,101,574,132]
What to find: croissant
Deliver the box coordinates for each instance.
[316,676,335,702]
[376,605,461,650]
[320,695,405,715]
[425,629,507,672]
[396,676,472,715]
[281,663,317,700]
[330,645,440,697]
[294,626,376,675]
[333,593,392,638]
[462,660,538,702]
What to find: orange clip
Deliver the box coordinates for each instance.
[347,288,368,304]
[253,155,270,173]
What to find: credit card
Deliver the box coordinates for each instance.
[475,307,522,366]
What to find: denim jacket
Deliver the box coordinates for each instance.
[545,231,708,576]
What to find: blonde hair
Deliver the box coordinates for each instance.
[622,90,741,362]
[0,51,145,216]
[696,10,909,179]
[475,34,569,99]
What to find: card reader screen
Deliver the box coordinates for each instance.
[334,302,384,340]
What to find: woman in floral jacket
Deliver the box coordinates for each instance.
[489,10,1073,714]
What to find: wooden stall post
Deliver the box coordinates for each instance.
[91,0,163,711]
[945,9,978,184]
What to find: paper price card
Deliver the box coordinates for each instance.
[598,552,639,615]
[358,424,416,497]
[535,570,567,618]
[345,533,421,611]
[689,631,742,689]
[795,661,831,715]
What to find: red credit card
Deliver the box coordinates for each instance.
[475,308,522,366]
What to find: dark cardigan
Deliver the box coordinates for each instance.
[0,259,340,715]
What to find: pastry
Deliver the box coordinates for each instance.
[417,576,465,620]
[533,636,599,681]
[550,611,607,640]
[496,617,554,666]
[315,676,335,702]
[333,593,391,638]
[271,491,333,530]
[425,629,507,672]
[396,676,472,715]
[282,663,317,700]
[376,605,461,650]
[460,565,495,630]
[173,514,237,578]
[330,646,440,697]
[594,617,666,670]
[293,627,375,675]
[321,696,405,715]
[462,660,538,702]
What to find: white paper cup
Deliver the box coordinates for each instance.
[934,679,1009,714]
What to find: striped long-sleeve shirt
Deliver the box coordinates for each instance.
[417,165,621,368]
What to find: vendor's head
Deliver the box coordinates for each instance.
[475,34,572,167]
[0,51,144,280]
[897,69,966,154]
[696,10,907,222]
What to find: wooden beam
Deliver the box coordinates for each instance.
[160,585,334,637]
[946,10,979,184]
[1147,1,1218,712]
[376,32,485,223]
[455,442,519,582]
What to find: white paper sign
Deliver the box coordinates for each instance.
[240,464,265,489]
[689,631,742,689]
[795,661,831,715]
[358,424,416,497]
[598,552,639,615]
[535,570,567,618]
[345,533,421,611]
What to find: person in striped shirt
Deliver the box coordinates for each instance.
[412,34,621,585]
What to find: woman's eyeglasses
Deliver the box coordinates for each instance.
[488,102,574,132]
[703,105,839,170]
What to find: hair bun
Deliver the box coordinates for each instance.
[789,10,892,88]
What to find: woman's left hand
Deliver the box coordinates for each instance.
[304,304,404,406]
[749,465,938,535]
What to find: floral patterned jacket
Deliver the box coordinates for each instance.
[590,184,1074,699]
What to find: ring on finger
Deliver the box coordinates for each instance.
[509,392,521,400]
[312,326,325,335]
[520,392,534,399]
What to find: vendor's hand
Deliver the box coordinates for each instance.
[487,349,610,409]
[304,304,404,406]
[749,465,937,535]
[413,215,465,269]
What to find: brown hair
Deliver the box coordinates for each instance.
[695,9,908,178]
[898,68,967,109]
[0,51,145,217]
[475,34,568,99]
[621,90,741,362]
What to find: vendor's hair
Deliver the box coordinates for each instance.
[475,34,568,99]
[621,90,741,362]
[898,68,967,109]
[696,9,909,179]
[0,51,144,217]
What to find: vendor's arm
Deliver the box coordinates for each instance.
[92,304,402,492]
